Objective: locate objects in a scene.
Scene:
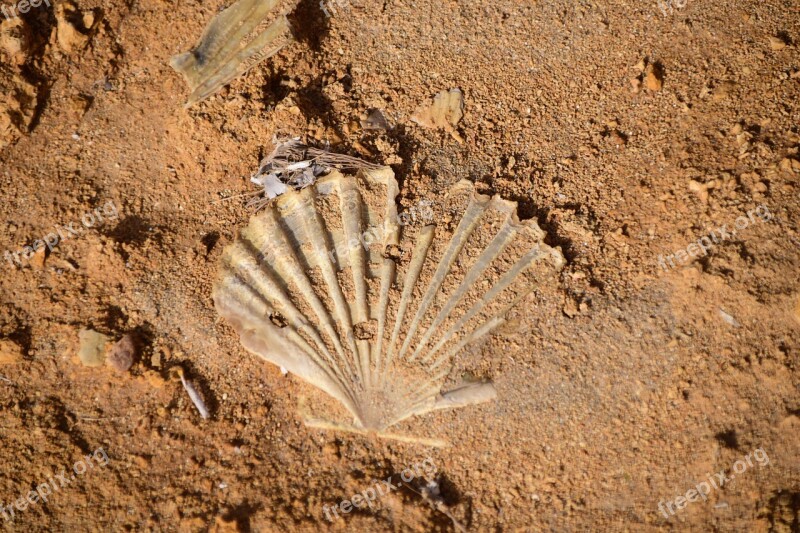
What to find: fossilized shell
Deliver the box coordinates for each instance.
[170,0,292,107]
[213,167,564,441]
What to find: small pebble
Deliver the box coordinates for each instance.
[719,308,740,328]
[106,334,136,373]
[769,36,787,51]
[361,109,390,131]
[78,329,110,367]
[645,64,663,91]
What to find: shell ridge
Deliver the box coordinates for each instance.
[252,204,358,384]
[399,316,506,416]
[429,294,528,373]
[372,257,397,387]
[419,245,548,364]
[366,167,401,392]
[391,368,450,422]
[382,225,436,388]
[213,272,360,410]
[227,238,352,388]
[337,180,373,392]
[236,314,362,421]
[408,210,520,362]
[293,186,365,391]
[395,194,491,363]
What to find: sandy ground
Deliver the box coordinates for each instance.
[1,0,799,530]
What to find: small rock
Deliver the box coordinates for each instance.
[78,329,110,367]
[645,63,663,91]
[0,17,32,65]
[361,108,390,131]
[55,2,91,52]
[688,180,711,203]
[353,319,377,340]
[769,36,787,51]
[563,298,579,318]
[210,515,240,533]
[712,81,736,102]
[106,334,136,373]
[609,130,627,146]
[0,339,23,364]
[780,158,800,173]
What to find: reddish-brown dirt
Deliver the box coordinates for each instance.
[1,0,798,530]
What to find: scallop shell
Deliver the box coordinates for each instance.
[213,167,564,442]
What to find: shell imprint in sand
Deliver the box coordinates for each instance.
[213,166,564,445]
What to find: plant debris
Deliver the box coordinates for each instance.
[247,138,382,210]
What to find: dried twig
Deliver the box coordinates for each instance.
[0,375,12,384]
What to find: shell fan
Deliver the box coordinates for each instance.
[213,166,564,446]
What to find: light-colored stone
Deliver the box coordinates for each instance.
[78,329,110,367]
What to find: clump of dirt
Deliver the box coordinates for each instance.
[0,18,37,149]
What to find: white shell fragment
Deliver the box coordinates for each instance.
[412,88,465,141]
[213,165,564,439]
[169,0,293,107]
[175,367,210,420]
[719,308,740,328]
